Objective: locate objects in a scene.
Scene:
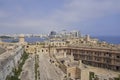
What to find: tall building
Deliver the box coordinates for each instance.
[86,34,90,41]
[70,30,81,38]
[60,30,81,38]
[49,31,57,38]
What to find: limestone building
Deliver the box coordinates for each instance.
[19,34,25,44]
[55,46,120,80]
[56,46,120,71]
[45,40,66,47]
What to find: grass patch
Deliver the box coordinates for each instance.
[35,54,40,80]
[89,72,94,80]
[6,51,29,80]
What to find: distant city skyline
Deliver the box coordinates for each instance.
[0,0,120,36]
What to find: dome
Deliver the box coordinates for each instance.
[19,34,24,38]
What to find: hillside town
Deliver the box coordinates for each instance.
[0,31,120,80]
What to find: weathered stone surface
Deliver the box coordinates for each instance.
[0,47,5,54]
[0,45,24,80]
[39,53,65,80]
[19,54,35,80]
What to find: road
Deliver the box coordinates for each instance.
[39,53,65,80]
[19,54,35,80]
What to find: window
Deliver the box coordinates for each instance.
[116,55,120,58]
[42,50,44,52]
[116,66,119,70]
[68,73,71,77]
[61,60,64,64]
[109,54,112,57]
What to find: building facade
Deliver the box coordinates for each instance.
[56,47,120,71]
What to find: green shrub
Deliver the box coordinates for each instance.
[89,72,94,80]
[6,51,29,80]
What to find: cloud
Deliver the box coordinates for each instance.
[0,0,120,34]
[51,0,120,23]
[0,11,10,18]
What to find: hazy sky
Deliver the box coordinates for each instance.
[0,0,120,36]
